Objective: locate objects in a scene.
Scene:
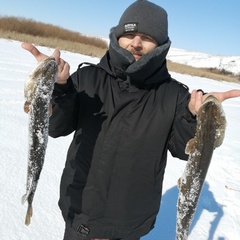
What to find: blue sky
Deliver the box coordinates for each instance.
[1,0,240,56]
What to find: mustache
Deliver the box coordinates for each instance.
[130,50,143,56]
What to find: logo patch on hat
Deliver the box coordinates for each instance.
[124,22,138,33]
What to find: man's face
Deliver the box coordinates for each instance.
[118,33,158,61]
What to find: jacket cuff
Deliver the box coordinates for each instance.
[185,106,197,122]
[53,78,75,96]
[185,93,197,122]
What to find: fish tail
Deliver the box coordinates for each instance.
[21,178,33,204]
[25,204,33,226]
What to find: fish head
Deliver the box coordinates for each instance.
[24,57,58,99]
[197,95,226,148]
[24,57,58,110]
[33,57,58,87]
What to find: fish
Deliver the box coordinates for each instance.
[176,95,226,240]
[22,57,58,226]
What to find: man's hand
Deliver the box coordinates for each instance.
[189,89,240,115]
[21,42,70,84]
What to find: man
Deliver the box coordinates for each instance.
[22,1,240,239]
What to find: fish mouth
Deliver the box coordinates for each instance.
[44,57,55,63]
[203,95,220,105]
[43,57,57,67]
[41,58,58,75]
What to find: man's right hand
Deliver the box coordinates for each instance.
[21,42,70,84]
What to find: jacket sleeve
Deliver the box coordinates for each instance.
[168,85,197,160]
[49,74,79,138]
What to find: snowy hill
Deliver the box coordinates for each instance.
[168,48,240,75]
[0,38,240,240]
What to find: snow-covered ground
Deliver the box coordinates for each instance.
[168,48,240,75]
[0,38,240,240]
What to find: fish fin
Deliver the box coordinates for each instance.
[185,138,196,155]
[21,178,34,204]
[21,193,28,204]
[24,101,31,113]
[48,103,52,117]
[177,178,181,189]
[214,116,226,148]
[25,204,33,226]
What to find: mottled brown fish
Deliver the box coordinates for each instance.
[22,57,58,225]
[176,95,226,240]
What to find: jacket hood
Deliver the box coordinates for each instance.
[100,27,171,88]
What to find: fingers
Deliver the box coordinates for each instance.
[21,42,48,62]
[195,91,204,114]
[202,89,240,103]
[62,61,70,74]
[52,49,61,64]
[220,89,240,102]
[21,42,39,54]
[56,58,70,84]
[188,90,204,115]
[22,42,70,84]
[188,88,240,116]
[21,42,61,63]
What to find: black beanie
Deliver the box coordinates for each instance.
[115,0,169,46]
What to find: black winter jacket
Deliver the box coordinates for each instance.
[49,30,196,239]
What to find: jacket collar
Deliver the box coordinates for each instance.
[114,28,171,85]
[98,28,172,89]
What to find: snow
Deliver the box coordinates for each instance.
[168,48,240,75]
[0,38,240,240]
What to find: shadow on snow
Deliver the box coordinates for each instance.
[142,182,224,240]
